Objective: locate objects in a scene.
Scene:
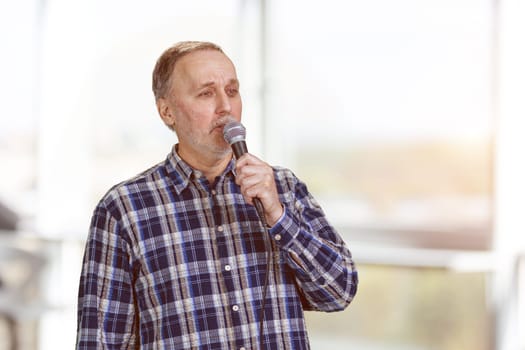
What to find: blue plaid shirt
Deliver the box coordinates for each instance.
[76,146,358,349]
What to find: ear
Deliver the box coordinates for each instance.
[157,98,176,129]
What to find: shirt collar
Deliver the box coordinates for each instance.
[164,144,236,194]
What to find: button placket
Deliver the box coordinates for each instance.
[212,179,246,335]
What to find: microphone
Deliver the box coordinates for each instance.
[223,120,248,159]
[224,120,273,348]
[223,120,266,223]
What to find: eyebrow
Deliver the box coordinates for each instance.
[198,79,239,89]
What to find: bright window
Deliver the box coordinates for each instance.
[266,0,493,250]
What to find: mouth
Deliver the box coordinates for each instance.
[211,124,226,135]
[211,116,236,135]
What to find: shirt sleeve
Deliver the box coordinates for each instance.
[270,172,358,312]
[76,202,138,349]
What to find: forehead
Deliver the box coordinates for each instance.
[172,50,238,88]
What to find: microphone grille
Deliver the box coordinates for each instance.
[223,121,246,145]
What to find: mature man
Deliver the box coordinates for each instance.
[76,41,358,349]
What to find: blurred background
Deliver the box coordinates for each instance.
[0,0,524,349]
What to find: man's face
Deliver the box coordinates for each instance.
[157,49,242,162]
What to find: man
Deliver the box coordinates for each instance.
[76,41,358,349]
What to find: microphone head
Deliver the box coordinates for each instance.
[223,120,246,145]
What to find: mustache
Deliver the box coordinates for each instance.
[211,115,236,131]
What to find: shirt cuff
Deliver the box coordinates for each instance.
[268,206,300,248]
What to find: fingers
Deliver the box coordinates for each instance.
[234,154,274,199]
[235,153,284,225]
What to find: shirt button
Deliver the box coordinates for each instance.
[224,264,232,271]
[217,226,224,232]
[232,305,239,312]
[274,234,282,241]
[211,189,217,195]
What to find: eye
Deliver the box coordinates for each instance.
[226,87,239,97]
[198,89,214,97]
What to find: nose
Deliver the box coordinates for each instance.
[215,90,232,116]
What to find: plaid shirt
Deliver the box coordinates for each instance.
[76,147,358,349]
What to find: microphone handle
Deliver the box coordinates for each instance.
[253,198,266,226]
[231,141,248,159]
[231,141,266,224]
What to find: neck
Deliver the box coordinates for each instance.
[177,146,233,183]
